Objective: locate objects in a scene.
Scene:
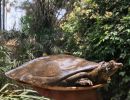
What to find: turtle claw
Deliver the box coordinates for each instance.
[76,78,93,86]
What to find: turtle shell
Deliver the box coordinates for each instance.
[5,54,101,88]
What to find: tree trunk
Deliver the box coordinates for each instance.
[2,0,5,30]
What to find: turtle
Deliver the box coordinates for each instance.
[5,54,123,88]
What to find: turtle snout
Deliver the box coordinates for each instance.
[115,62,123,69]
[109,60,123,69]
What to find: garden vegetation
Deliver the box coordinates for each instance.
[0,0,130,100]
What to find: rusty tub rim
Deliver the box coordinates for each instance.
[33,84,106,91]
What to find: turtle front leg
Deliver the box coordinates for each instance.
[62,72,93,86]
[75,78,93,86]
[64,72,89,82]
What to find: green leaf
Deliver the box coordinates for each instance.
[129,58,130,65]
[119,72,126,76]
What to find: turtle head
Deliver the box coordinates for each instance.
[100,60,123,76]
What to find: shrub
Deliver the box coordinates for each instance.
[60,0,130,99]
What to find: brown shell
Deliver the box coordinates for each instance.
[5,54,101,88]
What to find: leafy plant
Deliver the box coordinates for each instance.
[0,83,50,100]
[60,0,130,99]
[0,45,15,87]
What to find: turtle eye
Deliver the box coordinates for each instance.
[105,66,113,73]
[106,67,111,72]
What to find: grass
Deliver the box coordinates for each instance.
[0,83,50,100]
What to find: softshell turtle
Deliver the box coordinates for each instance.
[5,54,123,87]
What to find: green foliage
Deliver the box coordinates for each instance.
[0,83,50,100]
[61,0,130,99]
[0,46,14,87]
[20,0,80,55]
[0,46,13,71]
[1,0,130,99]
